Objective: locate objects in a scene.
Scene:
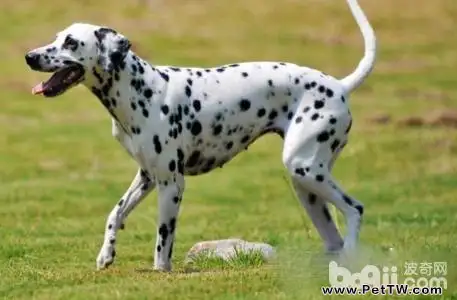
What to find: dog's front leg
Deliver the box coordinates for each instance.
[97,168,155,270]
[153,173,184,272]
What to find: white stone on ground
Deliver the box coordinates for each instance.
[186,238,275,263]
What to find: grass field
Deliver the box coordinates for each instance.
[1,0,457,299]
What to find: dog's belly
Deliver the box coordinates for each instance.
[182,127,273,176]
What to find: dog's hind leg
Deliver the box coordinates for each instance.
[288,135,350,253]
[291,179,344,252]
[283,106,363,253]
[96,168,155,270]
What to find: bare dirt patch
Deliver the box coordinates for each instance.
[367,110,457,129]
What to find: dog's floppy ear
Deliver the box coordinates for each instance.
[94,27,131,73]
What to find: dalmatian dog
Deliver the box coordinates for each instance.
[25,0,376,271]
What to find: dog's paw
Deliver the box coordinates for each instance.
[153,261,172,272]
[96,245,116,270]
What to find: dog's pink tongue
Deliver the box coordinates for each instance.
[32,82,45,95]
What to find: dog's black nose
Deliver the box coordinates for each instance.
[25,53,41,69]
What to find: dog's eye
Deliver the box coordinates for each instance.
[62,35,79,51]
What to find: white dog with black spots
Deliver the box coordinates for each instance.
[25,0,376,271]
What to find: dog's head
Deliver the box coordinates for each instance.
[25,23,131,97]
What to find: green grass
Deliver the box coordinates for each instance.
[1,0,457,299]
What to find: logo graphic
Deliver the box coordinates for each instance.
[328,261,447,289]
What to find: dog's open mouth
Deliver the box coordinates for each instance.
[32,64,85,97]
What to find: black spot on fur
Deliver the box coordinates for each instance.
[190,121,202,136]
[168,160,176,172]
[158,223,168,247]
[62,35,79,51]
[331,139,341,152]
[323,207,332,222]
[326,89,334,98]
[239,99,251,111]
[317,131,330,143]
[168,241,174,259]
[343,194,353,206]
[257,108,266,118]
[185,86,192,97]
[316,174,325,182]
[169,114,175,125]
[193,100,201,112]
[268,110,278,120]
[314,100,325,109]
[153,135,162,154]
[131,126,141,135]
[186,151,200,167]
[329,117,337,124]
[295,116,303,124]
[161,105,169,115]
[242,72,249,77]
[142,109,149,118]
[159,71,169,82]
[311,113,320,121]
[169,218,176,234]
[226,141,233,150]
[143,89,152,98]
[212,124,223,136]
[241,135,250,143]
[318,85,326,93]
[295,168,306,176]
[309,193,317,204]
[355,205,364,216]
[177,149,184,174]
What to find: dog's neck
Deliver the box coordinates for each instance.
[83,51,168,135]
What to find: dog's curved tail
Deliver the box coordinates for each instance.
[340,0,376,93]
